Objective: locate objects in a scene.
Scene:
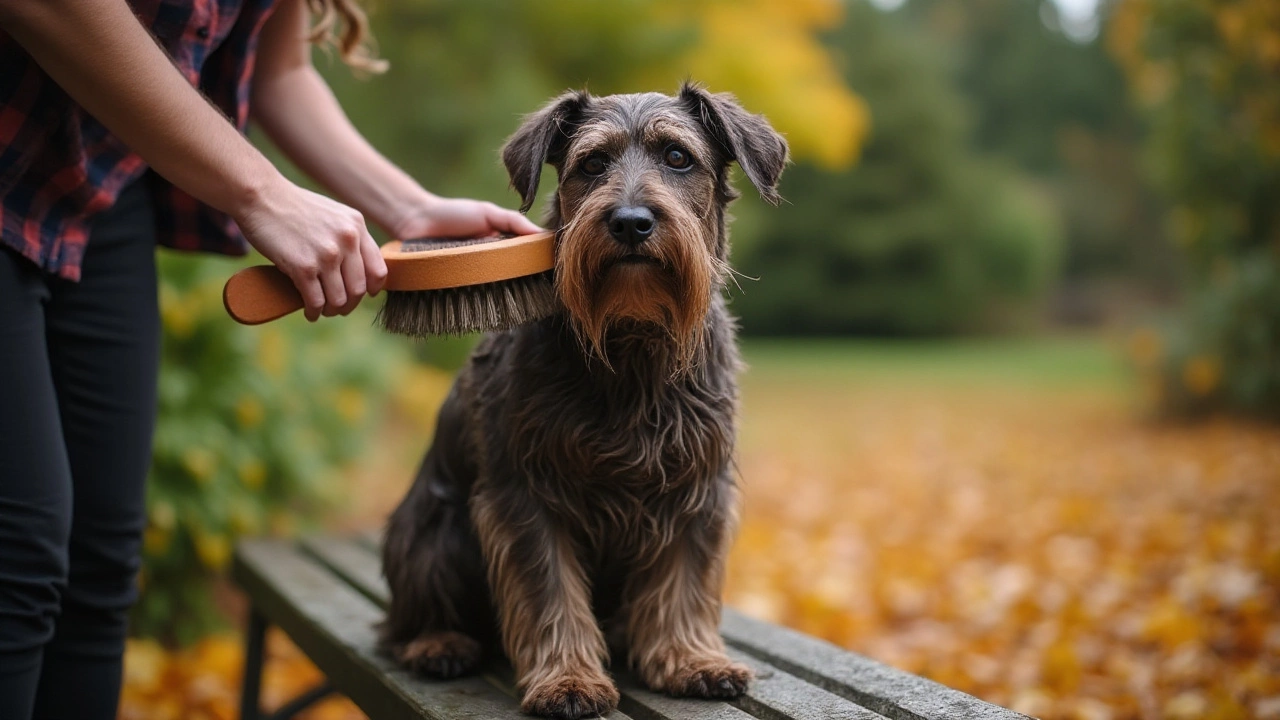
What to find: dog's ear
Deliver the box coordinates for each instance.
[502,90,590,213]
[680,82,789,205]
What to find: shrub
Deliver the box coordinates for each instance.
[1131,252,1280,421]
[1110,0,1280,419]
[731,2,1063,336]
[132,252,406,645]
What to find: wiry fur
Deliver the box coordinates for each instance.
[381,82,788,719]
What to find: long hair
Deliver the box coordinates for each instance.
[306,0,389,75]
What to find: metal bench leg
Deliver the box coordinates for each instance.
[240,608,268,720]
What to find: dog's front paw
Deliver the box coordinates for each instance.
[395,631,483,679]
[522,672,620,719]
[657,658,753,699]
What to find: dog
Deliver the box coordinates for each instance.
[380,82,788,719]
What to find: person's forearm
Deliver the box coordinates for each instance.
[0,0,284,218]
[252,65,432,234]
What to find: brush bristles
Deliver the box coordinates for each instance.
[375,271,558,337]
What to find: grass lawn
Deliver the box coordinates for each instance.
[741,334,1129,388]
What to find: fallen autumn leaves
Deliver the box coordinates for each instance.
[120,340,1280,720]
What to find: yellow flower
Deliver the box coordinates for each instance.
[235,396,265,429]
[193,532,231,570]
[228,502,259,535]
[181,448,216,485]
[334,387,367,425]
[149,500,176,531]
[160,299,196,339]
[238,458,267,490]
[256,329,288,378]
[122,639,168,693]
[1182,355,1222,397]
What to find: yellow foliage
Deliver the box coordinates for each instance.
[235,396,265,429]
[1127,327,1163,367]
[643,0,870,169]
[193,531,231,571]
[143,527,170,556]
[1111,0,1280,155]
[722,374,1280,718]
[150,500,177,531]
[124,350,1280,719]
[333,387,367,425]
[392,363,455,436]
[255,328,288,378]
[160,290,198,339]
[181,448,216,485]
[238,458,267,489]
[121,631,362,720]
[1182,354,1221,396]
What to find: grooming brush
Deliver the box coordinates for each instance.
[222,231,557,336]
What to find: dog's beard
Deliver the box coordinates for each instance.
[556,189,722,375]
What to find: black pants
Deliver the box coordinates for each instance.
[0,179,159,720]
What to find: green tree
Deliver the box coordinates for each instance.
[1111,0,1280,418]
[731,1,1063,335]
[135,254,403,644]
[902,0,1177,302]
[317,0,868,212]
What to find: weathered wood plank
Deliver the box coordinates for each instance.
[300,535,389,606]
[721,611,1032,720]
[233,540,561,720]
[300,535,762,719]
[294,534,1023,718]
[616,679,757,720]
[727,648,889,720]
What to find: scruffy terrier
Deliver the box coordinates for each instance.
[380,82,788,719]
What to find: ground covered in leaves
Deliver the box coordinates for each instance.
[121,337,1280,720]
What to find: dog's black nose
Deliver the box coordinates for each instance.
[607,206,656,246]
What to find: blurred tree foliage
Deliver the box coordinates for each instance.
[321,0,868,208]
[320,0,1075,335]
[733,2,1063,335]
[902,0,1178,305]
[135,253,403,643]
[1111,0,1280,418]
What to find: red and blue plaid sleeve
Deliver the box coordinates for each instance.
[0,0,276,281]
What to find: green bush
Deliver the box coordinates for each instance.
[731,3,1063,335]
[131,252,406,645]
[1111,0,1280,419]
[1132,251,1280,420]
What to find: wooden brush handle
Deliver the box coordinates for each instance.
[223,265,305,325]
[222,232,556,326]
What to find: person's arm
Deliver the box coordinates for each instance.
[0,0,383,320]
[250,0,541,241]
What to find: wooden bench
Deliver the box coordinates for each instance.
[232,535,1030,720]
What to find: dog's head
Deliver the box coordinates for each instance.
[502,83,788,368]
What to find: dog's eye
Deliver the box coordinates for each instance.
[664,146,692,170]
[581,155,607,177]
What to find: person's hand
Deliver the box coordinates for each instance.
[235,177,388,322]
[387,194,543,241]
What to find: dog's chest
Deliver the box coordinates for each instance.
[529,374,734,486]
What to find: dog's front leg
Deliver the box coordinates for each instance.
[625,493,752,699]
[472,489,618,719]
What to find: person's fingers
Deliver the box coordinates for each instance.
[338,239,366,316]
[297,273,325,322]
[318,254,347,317]
[360,230,388,296]
[486,203,544,235]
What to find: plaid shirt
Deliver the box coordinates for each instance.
[0,0,277,281]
